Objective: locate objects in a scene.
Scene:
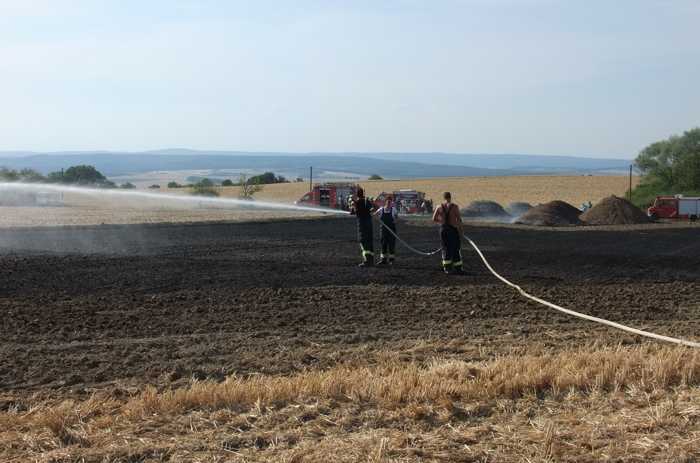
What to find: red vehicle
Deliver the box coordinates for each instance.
[375,189,429,214]
[648,195,700,220]
[295,183,360,210]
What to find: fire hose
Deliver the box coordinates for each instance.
[372,216,700,348]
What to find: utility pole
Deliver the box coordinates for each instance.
[309,166,313,193]
[629,164,633,201]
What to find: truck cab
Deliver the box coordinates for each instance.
[648,195,700,220]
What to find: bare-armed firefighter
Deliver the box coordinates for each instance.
[432,191,465,274]
[350,187,375,267]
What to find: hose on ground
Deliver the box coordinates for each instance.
[372,216,700,348]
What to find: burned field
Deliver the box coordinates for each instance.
[3,217,700,461]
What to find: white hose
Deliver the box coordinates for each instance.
[462,235,700,348]
[373,217,700,348]
[373,216,442,256]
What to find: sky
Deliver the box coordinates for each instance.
[0,0,698,158]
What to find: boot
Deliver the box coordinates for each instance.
[378,257,388,265]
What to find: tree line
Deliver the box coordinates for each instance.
[0,165,118,187]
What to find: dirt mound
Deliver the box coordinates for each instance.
[461,200,511,219]
[506,202,533,217]
[581,195,650,225]
[515,200,582,226]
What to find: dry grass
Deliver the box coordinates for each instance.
[3,344,700,462]
[246,175,640,208]
[0,176,636,228]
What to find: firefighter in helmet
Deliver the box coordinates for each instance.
[432,191,465,274]
[350,186,375,267]
[374,195,398,265]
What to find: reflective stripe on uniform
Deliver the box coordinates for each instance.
[363,250,374,256]
[442,259,452,266]
[453,260,463,267]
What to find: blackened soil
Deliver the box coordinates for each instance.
[2,217,700,393]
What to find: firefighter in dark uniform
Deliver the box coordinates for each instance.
[432,191,464,274]
[374,196,398,265]
[350,187,375,267]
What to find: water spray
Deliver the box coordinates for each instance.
[0,182,351,216]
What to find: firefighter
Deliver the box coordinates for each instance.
[374,196,398,265]
[350,187,375,267]
[432,192,465,274]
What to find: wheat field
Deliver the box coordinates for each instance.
[225,175,639,208]
[0,175,637,228]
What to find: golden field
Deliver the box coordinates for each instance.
[224,175,640,208]
[0,175,638,228]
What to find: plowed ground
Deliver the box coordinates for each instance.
[2,217,700,394]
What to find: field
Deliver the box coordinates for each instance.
[2,217,700,462]
[0,175,638,229]
[248,175,640,208]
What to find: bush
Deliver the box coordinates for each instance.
[247,172,288,185]
[167,181,181,188]
[148,184,161,189]
[238,174,263,199]
[0,167,46,182]
[191,180,219,197]
[221,179,234,187]
[120,182,136,189]
[368,174,383,180]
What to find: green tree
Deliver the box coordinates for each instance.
[191,179,219,197]
[19,168,46,182]
[247,172,288,185]
[221,179,234,187]
[368,174,383,180]
[47,165,108,185]
[0,167,19,181]
[120,182,136,189]
[167,181,181,188]
[633,128,700,206]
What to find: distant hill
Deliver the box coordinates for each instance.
[359,153,630,173]
[0,150,630,179]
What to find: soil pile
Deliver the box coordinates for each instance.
[461,200,511,220]
[581,195,650,225]
[515,200,582,226]
[506,202,533,218]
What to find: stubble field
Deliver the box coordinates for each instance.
[1,215,700,462]
[0,175,638,229]
[246,174,639,208]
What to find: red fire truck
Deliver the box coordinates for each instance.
[648,195,700,220]
[295,183,360,210]
[375,189,429,214]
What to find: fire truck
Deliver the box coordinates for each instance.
[648,195,700,220]
[375,189,429,214]
[295,183,360,210]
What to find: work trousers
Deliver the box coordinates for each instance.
[380,225,396,261]
[357,218,374,262]
[440,224,463,270]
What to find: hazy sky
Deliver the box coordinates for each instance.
[1,1,698,158]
